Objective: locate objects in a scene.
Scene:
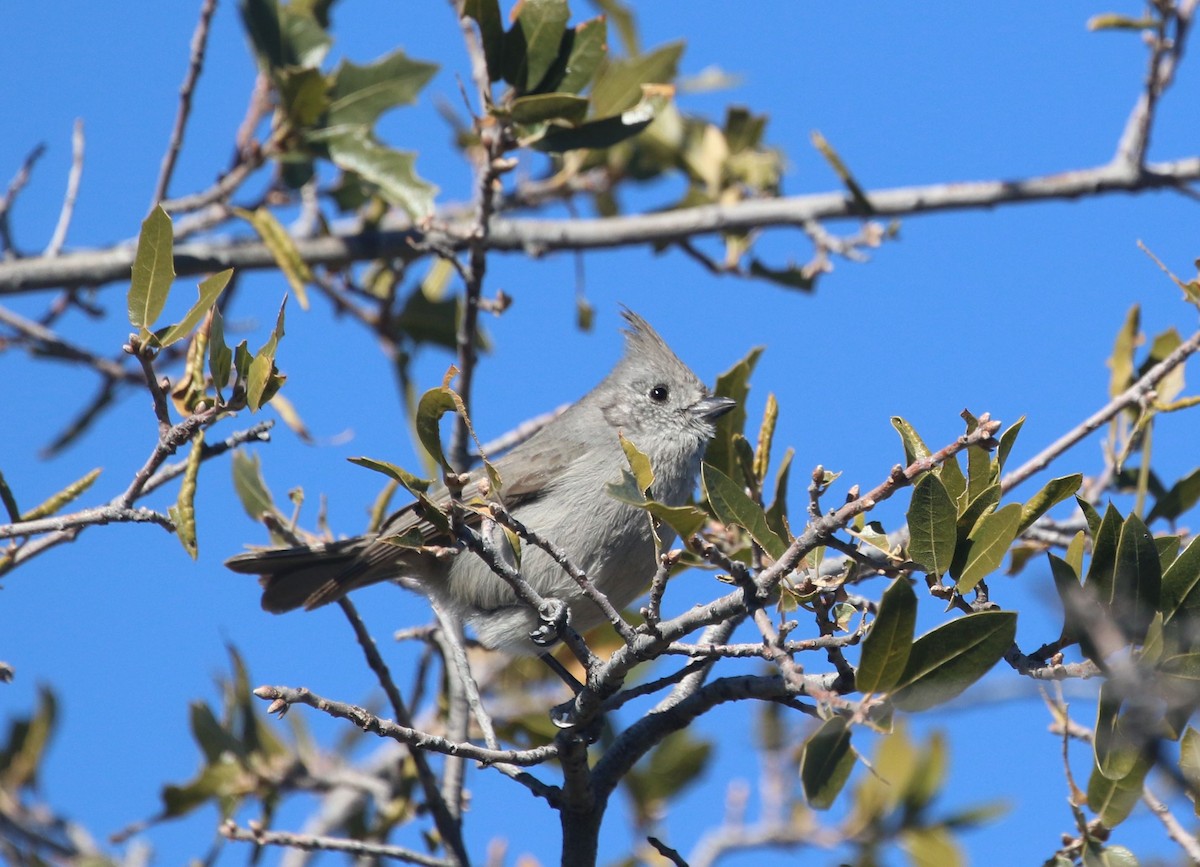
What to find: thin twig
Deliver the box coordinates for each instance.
[252,684,560,766]
[0,143,46,257]
[45,120,85,257]
[221,820,455,867]
[1000,327,1200,492]
[337,597,469,867]
[151,0,219,208]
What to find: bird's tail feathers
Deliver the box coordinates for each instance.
[225,538,385,613]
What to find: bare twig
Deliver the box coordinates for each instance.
[252,684,560,767]
[337,597,469,867]
[151,0,219,208]
[0,143,46,257]
[45,120,85,257]
[221,820,456,867]
[1000,327,1200,492]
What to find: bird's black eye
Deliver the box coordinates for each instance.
[649,384,669,403]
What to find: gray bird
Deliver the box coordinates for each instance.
[226,310,734,653]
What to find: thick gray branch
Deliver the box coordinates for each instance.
[2,157,1197,294]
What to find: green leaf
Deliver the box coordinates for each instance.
[348,456,432,495]
[1148,467,1200,524]
[1113,511,1161,639]
[18,468,101,521]
[509,92,590,125]
[746,259,816,292]
[0,686,57,792]
[590,40,683,116]
[504,0,570,92]
[1094,682,1138,780]
[938,455,967,510]
[235,207,312,310]
[764,446,793,544]
[891,416,931,465]
[703,463,787,560]
[231,451,279,522]
[128,205,175,330]
[188,701,243,763]
[1084,503,1124,602]
[1017,474,1083,534]
[556,15,607,94]
[277,67,329,127]
[0,470,20,521]
[705,346,763,481]
[800,716,855,810]
[323,131,437,219]
[463,0,504,82]
[1162,537,1200,623]
[956,484,1000,537]
[246,297,287,412]
[327,50,438,128]
[996,415,1025,472]
[415,385,459,473]
[1181,726,1200,791]
[168,430,203,559]
[1078,496,1103,538]
[156,270,233,347]
[1086,753,1151,828]
[534,83,671,152]
[619,433,655,494]
[966,444,997,505]
[240,0,329,72]
[1048,553,1085,645]
[906,474,957,576]
[891,611,1017,712]
[900,827,964,867]
[954,502,1022,593]
[1109,304,1141,397]
[857,578,917,694]
[208,306,232,398]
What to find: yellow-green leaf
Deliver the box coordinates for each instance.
[168,430,204,559]
[235,208,311,310]
[891,416,931,465]
[619,433,655,495]
[246,298,287,412]
[128,205,175,330]
[1017,474,1083,534]
[156,269,233,348]
[954,503,1022,593]
[19,468,102,521]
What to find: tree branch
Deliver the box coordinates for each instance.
[3,157,1199,293]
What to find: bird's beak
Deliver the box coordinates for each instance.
[690,395,737,422]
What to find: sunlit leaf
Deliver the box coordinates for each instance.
[18,468,101,521]
[128,205,175,331]
[235,208,312,310]
[891,416,931,465]
[954,503,1022,593]
[703,463,787,560]
[246,297,287,411]
[323,131,437,219]
[1017,474,1082,534]
[907,474,957,576]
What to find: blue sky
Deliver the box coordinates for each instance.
[2,2,1199,864]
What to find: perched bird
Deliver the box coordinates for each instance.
[226,310,734,653]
